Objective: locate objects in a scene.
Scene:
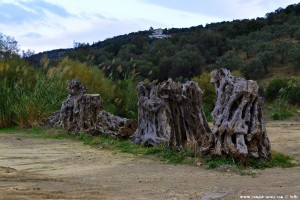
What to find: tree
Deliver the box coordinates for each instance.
[0,33,19,60]
[215,51,243,71]
[241,58,264,79]
[257,50,275,74]
[169,49,204,80]
[288,43,300,69]
[255,42,276,74]
[275,40,293,64]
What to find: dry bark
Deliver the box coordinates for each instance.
[210,68,271,160]
[131,82,169,146]
[59,79,103,134]
[48,79,136,138]
[97,110,137,139]
[158,79,212,153]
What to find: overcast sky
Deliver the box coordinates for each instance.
[0,0,299,53]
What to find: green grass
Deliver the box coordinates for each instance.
[204,151,298,170]
[0,127,298,171]
[0,127,20,133]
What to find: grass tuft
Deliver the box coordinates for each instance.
[204,151,298,171]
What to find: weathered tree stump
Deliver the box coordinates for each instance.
[131,82,169,146]
[48,79,136,138]
[158,79,212,153]
[210,68,270,160]
[97,110,137,139]
[60,79,103,134]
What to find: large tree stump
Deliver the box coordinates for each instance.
[131,82,169,146]
[210,68,271,160]
[158,79,212,153]
[47,79,136,138]
[60,79,103,134]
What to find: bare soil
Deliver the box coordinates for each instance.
[0,121,299,200]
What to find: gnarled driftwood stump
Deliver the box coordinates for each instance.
[48,79,136,138]
[158,79,212,152]
[210,68,270,160]
[131,82,169,146]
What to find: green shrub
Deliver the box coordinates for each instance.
[266,78,291,100]
[280,80,300,105]
[270,95,293,120]
[13,75,66,128]
[0,78,17,128]
[266,78,300,105]
[0,74,66,128]
[113,74,138,119]
[192,72,216,121]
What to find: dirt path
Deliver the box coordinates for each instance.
[0,121,299,200]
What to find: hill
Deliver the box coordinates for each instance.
[30,3,300,82]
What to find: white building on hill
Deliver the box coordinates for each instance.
[149,28,170,39]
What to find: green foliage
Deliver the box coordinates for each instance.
[0,33,19,59]
[266,78,300,105]
[241,58,264,79]
[113,75,138,119]
[267,78,300,120]
[192,72,216,121]
[47,57,138,119]
[247,151,297,168]
[0,79,16,128]
[279,80,300,105]
[47,57,117,109]
[0,74,66,128]
[266,78,291,100]
[13,75,66,128]
[215,51,243,71]
[29,3,300,82]
[204,151,297,170]
[270,99,293,120]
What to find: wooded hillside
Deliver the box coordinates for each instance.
[31,3,300,82]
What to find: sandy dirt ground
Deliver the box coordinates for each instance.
[0,121,299,200]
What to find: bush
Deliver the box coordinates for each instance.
[266,78,290,100]
[113,74,138,119]
[0,75,66,128]
[0,78,16,128]
[47,57,138,119]
[280,80,300,105]
[47,57,116,109]
[13,75,66,128]
[266,78,300,105]
[192,72,216,121]
[241,58,264,80]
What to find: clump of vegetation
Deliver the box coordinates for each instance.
[0,75,66,128]
[266,77,300,120]
[192,72,216,121]
[46,57,138,119]
[204,151,298,173]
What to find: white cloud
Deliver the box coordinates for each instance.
[0,0,299,53]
